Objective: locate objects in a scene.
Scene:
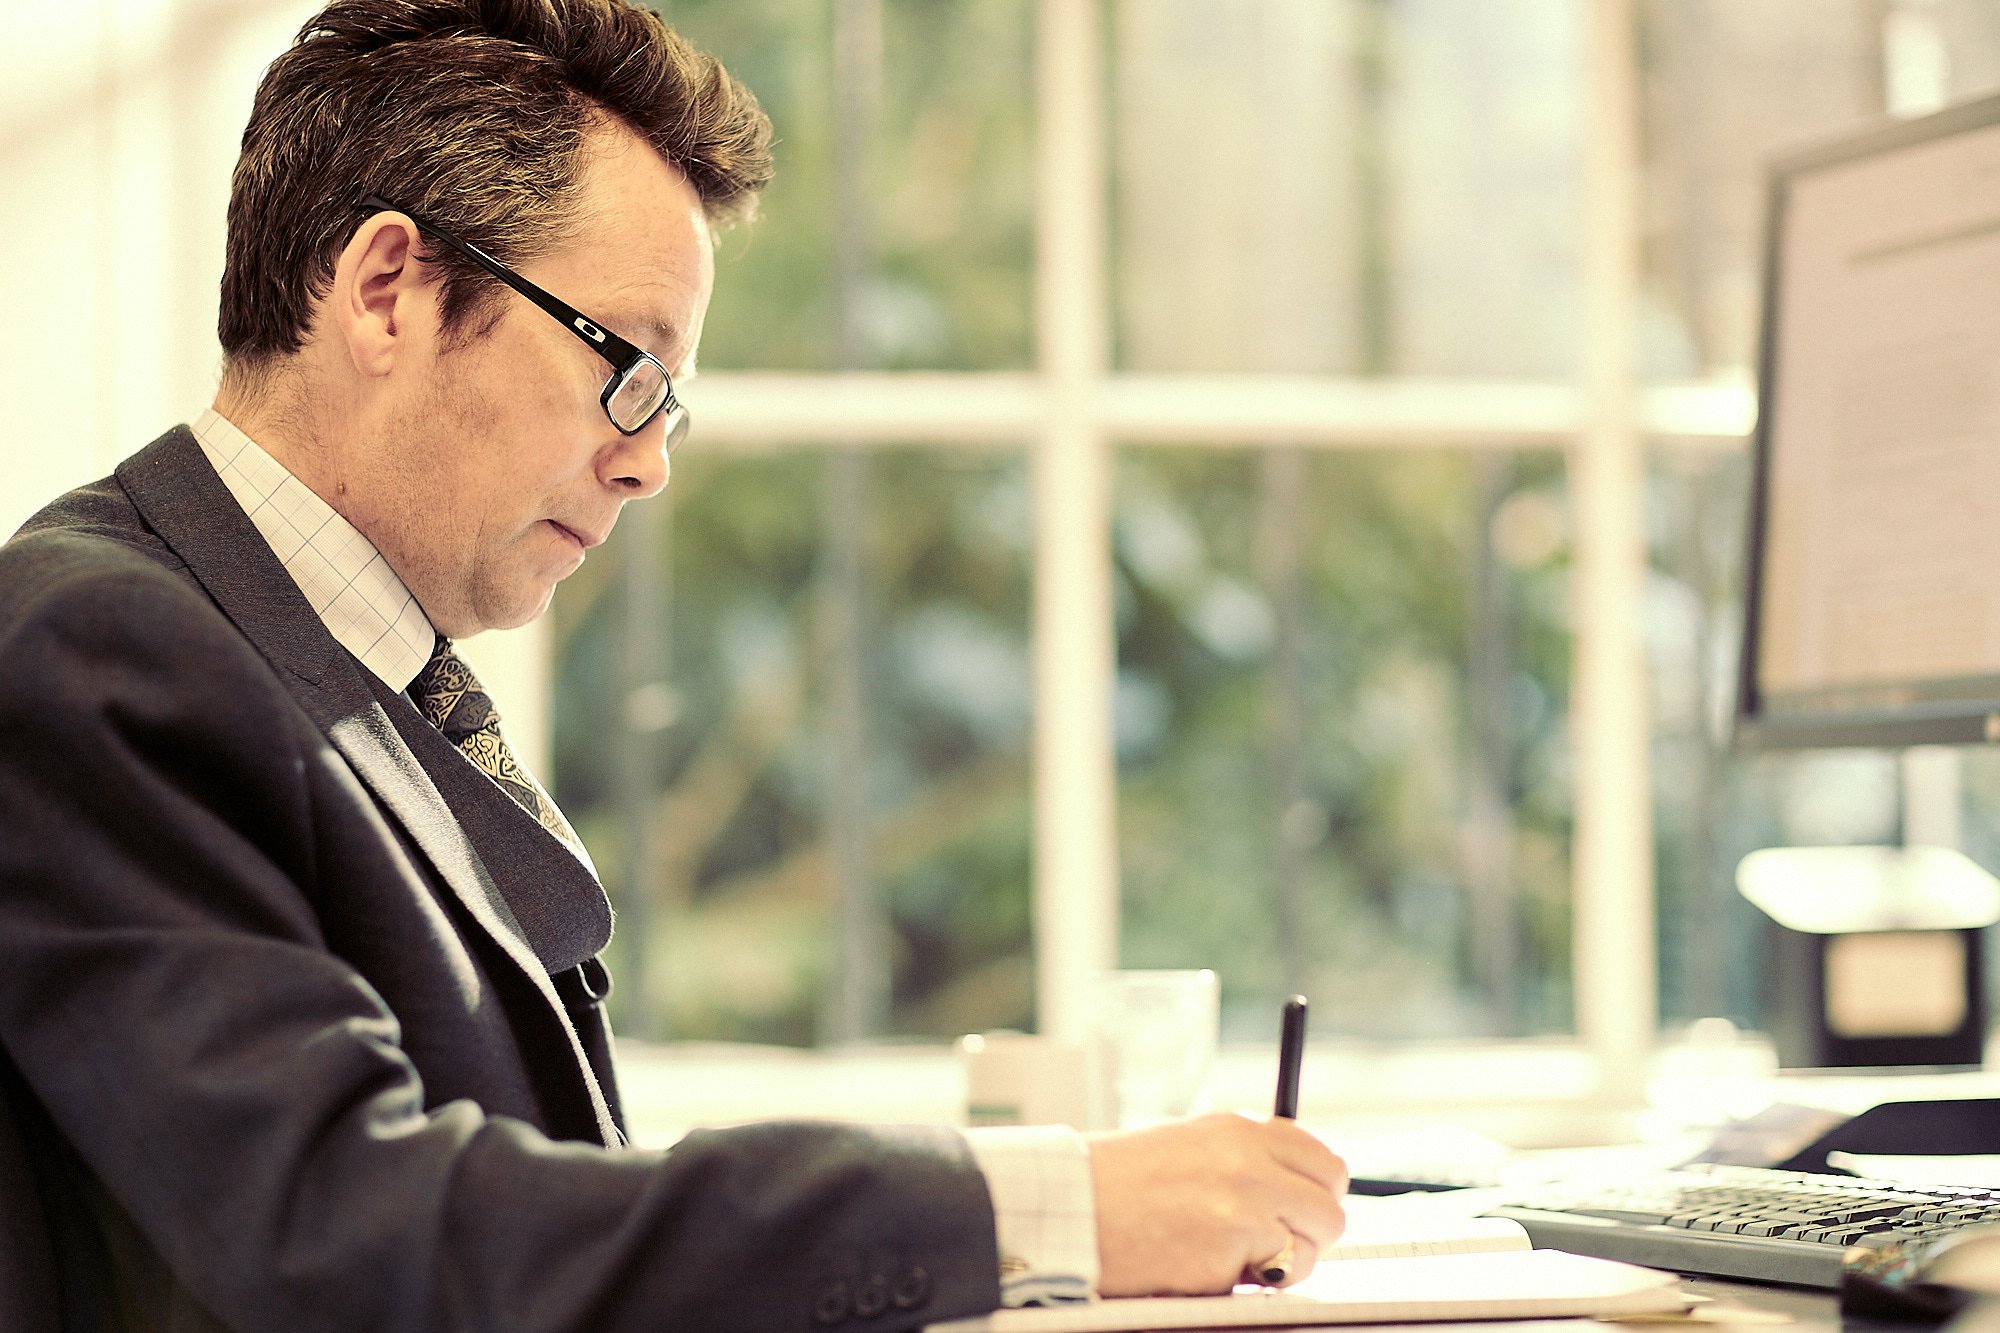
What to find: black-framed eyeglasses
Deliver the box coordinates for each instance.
[354,193,688,451]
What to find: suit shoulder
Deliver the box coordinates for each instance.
[0,514,306,807]
[0,528,250,700]
[5,467,190,594]
[12,468,179,557]
[0,523,203,642]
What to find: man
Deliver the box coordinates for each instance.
[0,2,1347,1329]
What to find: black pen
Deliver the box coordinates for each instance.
[1258,996,1310,1285]
[1274,994,1307,1120]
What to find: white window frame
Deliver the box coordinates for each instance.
[665,0,1756,1103]
[4,0,1765,1116]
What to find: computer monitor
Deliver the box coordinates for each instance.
[1737,89,2000,751]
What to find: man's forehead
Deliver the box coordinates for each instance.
[572,142,713,282]
[546,131,713,352]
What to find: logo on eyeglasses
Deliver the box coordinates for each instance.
[573,318,608,344]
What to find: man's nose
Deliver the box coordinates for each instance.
[600,424,670,498]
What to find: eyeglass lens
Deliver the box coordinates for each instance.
[608,361,676,435]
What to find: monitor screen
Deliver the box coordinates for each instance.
[1737,90,2000,749]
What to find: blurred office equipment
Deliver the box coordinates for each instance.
[1738,846,1999,1067]
[1455,85,2000,1295]
[1732,85,2000,1068]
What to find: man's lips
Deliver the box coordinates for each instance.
[549,520,609,550]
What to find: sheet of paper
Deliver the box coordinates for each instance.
[924,1249,1690,1332]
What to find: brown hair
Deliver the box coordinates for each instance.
[218,0,772,377]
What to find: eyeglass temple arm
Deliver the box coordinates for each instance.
[351,193,648,370]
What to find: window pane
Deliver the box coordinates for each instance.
[1647,447,1777,1030]
[655,0,1034,371]
[1114,447,1575,1041]
[552,447,1034,1043]
[1111,0,1583,376]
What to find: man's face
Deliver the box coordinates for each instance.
[360,126,714,637]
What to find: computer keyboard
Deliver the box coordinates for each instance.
[1484,1162,2000,1288]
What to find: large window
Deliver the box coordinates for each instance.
[546,0,2000,1067]
[24,0,1997,1090]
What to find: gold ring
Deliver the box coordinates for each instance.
[1256,1233,1297,1285]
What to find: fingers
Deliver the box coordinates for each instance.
[1088,1112,1350,1296]
[1249,1116,1347,1268]
[1192,1114,1348,1285]
[1265,1115,1351,1193]
[1268,1176,1344,1274]
[1249,1230,1300,1286]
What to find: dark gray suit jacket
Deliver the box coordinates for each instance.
[0,428,1001,1331]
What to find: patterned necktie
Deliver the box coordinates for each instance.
[411,637,590,864]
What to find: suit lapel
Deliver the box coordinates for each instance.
[115,428,620,1146]
[369,672,613,974]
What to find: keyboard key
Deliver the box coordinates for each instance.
[1854,1231,1928,1250]
[1824,1205,1917,1223]
[1790,1226,1859,1243]
[1738,1213,1823,1237]
[1570,1207,1675,1225]
[1669,1215,1730,1231]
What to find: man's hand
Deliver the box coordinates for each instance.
[1087,1112,1348,1296]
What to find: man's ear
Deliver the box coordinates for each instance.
[328,213,434,379]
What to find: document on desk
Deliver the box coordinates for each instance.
[1316,1192,1529,1259]
[923,1249,1691,1331]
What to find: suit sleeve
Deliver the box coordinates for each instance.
[0,546,1002,1332]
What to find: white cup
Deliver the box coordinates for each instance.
[1088,969,1219,1128]
[960,1032,1112,1130]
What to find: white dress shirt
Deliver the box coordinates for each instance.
[192,409,435,690]
[188,406,1101,1304]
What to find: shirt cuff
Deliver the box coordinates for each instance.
[964,1124,1101,1306]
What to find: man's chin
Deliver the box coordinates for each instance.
[487,590,559,634]
[443,582,559,638]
